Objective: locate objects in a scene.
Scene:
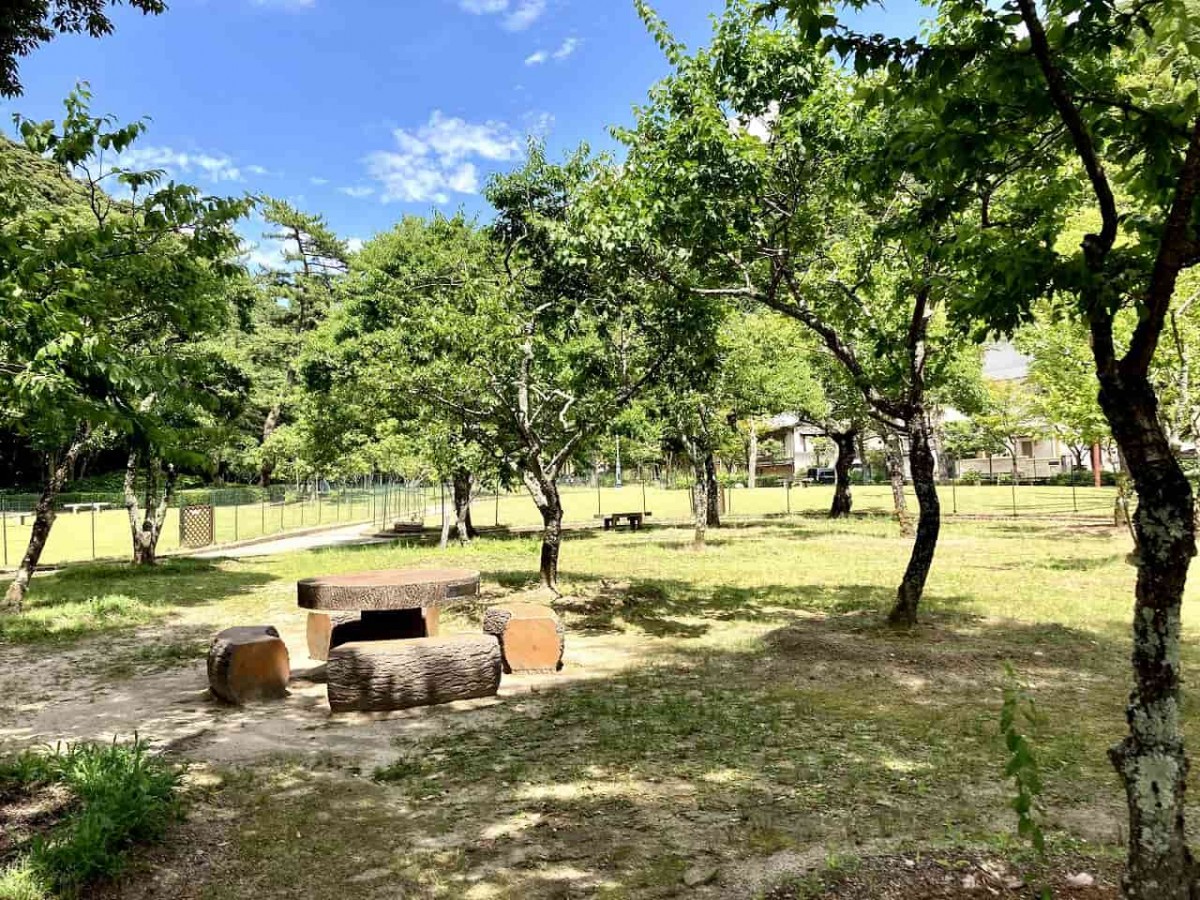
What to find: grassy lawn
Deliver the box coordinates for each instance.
[0,513,1181,898]
[0,482,1117,568]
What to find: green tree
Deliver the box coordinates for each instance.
[623,1,988,624]
[0,88,249,608]
[974,380,1041,482]
[770,0,1200,890]
[1016,313,1112,472]
[331,148,706,589]
[246,199,348,488]
[0,0,164,97]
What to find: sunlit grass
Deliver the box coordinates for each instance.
[1,514,1178,898]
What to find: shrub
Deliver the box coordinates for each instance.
[0,740,182,898]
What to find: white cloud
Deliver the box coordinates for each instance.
[310,176,330,186]
[364,110,521,204]
[347,237,366,253]
[553,37,579,60]
[526,37,579,67]
[245,164,271,176]
[339,185,375,199]
[523,111,555,137]
[116,145,246,183]
[504,0,545,30]
[458,0,546,31]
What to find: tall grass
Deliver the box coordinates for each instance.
[0,740,181,899]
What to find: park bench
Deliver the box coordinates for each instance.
[595,511,652,531]
[64,502,111,514]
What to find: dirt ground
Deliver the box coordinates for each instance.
[0,522,1150,898]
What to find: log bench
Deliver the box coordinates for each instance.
[298,567,480,661]
[327,634,501,713]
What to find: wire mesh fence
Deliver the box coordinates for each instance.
[0,482,430,568]
[0,475,1121,569]
[463,478,1121,531]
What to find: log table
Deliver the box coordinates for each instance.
[298,567,481,661]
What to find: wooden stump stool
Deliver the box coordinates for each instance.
[207,626,290,704]
[483,602,565,674]
[327,634,501,713]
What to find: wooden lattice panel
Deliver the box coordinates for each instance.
[180,504,215,548]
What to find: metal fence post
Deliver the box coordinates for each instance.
[234,495,239,542]
[91,503,97,559]
[1072,469,1079,513]
[2,495,7,567]
[641,479,647,515]
[495,490,500,527]
[786,479,792,515]
[952,457,958,516]
[261,497,266,537]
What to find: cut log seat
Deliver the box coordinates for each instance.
[207,625,290,705]
[327,634,501,713]
[483,602,565,674]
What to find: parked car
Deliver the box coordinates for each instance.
[806,467,837,484]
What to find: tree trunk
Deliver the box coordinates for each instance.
[1096,372,1198,900]
[259,403,282,488]
[885,433,914,536]
[705,451,721,528]
[521,470,564,592]
[439,485,452,551]
[747,418,759,489]
[451,469,477,545]
[829,429,857,518]
[124,449,177,566]
[889,414,941,627]
[3,423,91,613]
[691,457,708,550]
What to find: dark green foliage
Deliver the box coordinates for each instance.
[0,0,165,98]
[0,740,182,896]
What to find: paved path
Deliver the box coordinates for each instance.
[192,523,391,560]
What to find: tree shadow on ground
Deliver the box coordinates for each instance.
[488,566,973,639]
[0,559,274,646]
[111,611,1136,900]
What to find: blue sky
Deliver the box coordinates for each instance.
[4,0,926,263]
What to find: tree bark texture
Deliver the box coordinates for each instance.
[829,429,857,519]
[124,449,177,566]
[691,456,708,550]
[327,634,502,713]
[705,451,721,528]
[889,414,941,627]
[452,469,478,544]
[3,423,91,613]
[885,433,914,537]
[1098,370,1198,900]
[747,418,759,489]
[259,403,282,488]
[522,471,565,592]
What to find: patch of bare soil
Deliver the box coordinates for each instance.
[767,853,1120,899]
[0,781,75,865]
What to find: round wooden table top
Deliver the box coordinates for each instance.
[297,567,481,612]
